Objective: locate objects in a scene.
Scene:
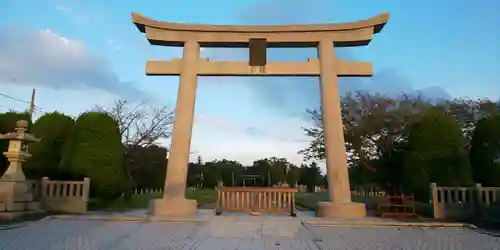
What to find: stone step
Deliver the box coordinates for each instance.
[0,193,34,202]
[0,209,46,221]
[1,201,42,212]
[16,193,34,202]
[26,202,41,210]
[6,202,24,212]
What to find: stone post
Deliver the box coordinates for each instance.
[315,40,366,218]
[148,40,200,217]
[430,183,442,219]
[475,183,483,217]
[82,177,90,202]
[41,176,49,193]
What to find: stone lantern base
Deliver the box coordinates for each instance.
[0,120,45,221]
[0,181,44,221]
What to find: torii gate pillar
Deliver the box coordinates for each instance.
[315,40,366,217]
[147,40,201,217]
[132,12,389,218]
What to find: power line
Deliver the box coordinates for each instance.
[0,91,43,113]
[0,104,13,110]
[0,92,31,104]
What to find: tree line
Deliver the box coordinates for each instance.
[300,92,500,200]
[0,101,324,201]
[0,93,499,202]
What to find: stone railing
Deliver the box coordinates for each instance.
[351,190,387,197]
[349,187,388,210]
[296,184,387,196]
[28,177,90,213]
[129,186,199,197]
[297,185,326,193]
[131,188,163,196]
[430,183,500,219]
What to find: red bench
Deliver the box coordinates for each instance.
[375,195,417,218]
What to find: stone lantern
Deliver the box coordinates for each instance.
[0,120,43,219]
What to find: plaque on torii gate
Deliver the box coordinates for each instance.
[132,12,389,218]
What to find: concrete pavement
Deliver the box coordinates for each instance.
[0,210,499,249]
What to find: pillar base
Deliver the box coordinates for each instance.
[316,201,366,218]
[148,197,197,218]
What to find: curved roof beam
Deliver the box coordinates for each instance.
[131,12,389,47]
[132,12,389,34]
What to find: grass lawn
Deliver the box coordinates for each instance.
[186,188,218,206]
[88,188,218,211]
[295,192,371,210]
[295,192,432,217]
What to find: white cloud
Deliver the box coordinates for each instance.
[55,5,72,13]
[0,26,319,170]
[106,39,122,51]
[55,5,86,24]
[0,28,138,98]
[174,47,206,59]
[0,84,119,119]
[189,112,316,167]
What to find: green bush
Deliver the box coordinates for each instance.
[469,114,500,186]
[402,107,473,200]
[60,112,125,199]
[24,112,74,179]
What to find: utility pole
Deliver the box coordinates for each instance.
[25,88,36,153]
[28,88,36,119]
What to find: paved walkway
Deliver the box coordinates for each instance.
[0,211,499,249]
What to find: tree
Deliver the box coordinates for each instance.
[250,159,272,185]
[94,100,174,147]
[196,155,203,165]
[268,157,288,185]
[24,112,74,179]
[198,163,219,189]
[469,114,500,186]
[59,112,125,199]
[299,162,322,192]
[93,100,174,197]
[442,98,499,147]
[250,157,290,185]
[300,92,431,188]
[215,159,244,186]
[126,145,167,189]
[285,164,301,187]
[402,107,473,199]
[320,174,328,188]
[195,159,243,188]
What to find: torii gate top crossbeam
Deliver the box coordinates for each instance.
[132,12,389,48]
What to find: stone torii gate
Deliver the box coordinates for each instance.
[132,12,389,218]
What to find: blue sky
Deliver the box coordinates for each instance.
[1,0,499,168]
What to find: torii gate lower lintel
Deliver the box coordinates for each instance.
[132,12,389,218]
